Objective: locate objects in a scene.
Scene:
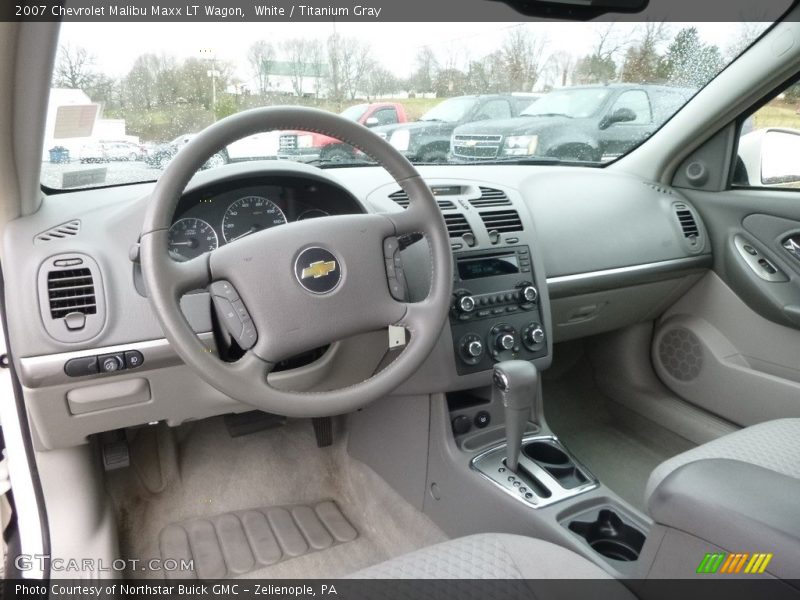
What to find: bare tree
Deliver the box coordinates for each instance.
[411,47,438,93]
[724,23,768,60]
[547,51,574,88]
[54,44,97,90]
[281,38,311,97]
[248,40,275,95]
[306,40,326,99]
[501,27,549,92]
[339,37,374,100]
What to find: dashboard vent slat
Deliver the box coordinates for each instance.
[480,210,523,233]
[35,220,81,244]
[470,187,511,208]
[47,268,97,319]
[444,214,473,239]
[674,204,699,238]
[388,189,455,210]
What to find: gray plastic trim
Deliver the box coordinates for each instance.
[546,256,711,299]
[18,333,216,388]
[471,435,598,509]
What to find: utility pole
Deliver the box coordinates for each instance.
[200,48,220,118]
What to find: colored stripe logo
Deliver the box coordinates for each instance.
[696,552,773,574]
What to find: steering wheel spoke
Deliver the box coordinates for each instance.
[166,254,212,296]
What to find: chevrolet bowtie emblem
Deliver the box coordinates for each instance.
[301,260,337,279]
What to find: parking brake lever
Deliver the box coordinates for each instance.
[492,360,538,473]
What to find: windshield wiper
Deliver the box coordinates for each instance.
[303,157,377,168]
[419,118,446,122]
[522,113,573,118]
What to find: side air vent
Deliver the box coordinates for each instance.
[37,253,106,342]
[388,190,455,210]
[674,204,699,238]
[444,214,473,239]
[47,269,97,319]
[35,220,81,244]
[470,187,511,208]
[480,210,523,233]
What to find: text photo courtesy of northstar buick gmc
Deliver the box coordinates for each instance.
[2,0,800,595]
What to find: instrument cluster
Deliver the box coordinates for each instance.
[167,175,363,260]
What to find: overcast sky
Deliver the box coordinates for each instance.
[57,21,766,86]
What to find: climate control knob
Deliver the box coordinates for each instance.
[522,322,546,351]
[466,340,484,358]
[497,333,515,351]
[521,285,538,303]
[458,295,476,313]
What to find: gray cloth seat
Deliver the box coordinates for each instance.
[644,418,800,579]
[349,533,635,596]
[645,418,800,502]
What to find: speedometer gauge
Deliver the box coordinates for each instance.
[222,195,287,243]
[167,218,218,261]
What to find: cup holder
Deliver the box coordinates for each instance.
[568,509,645,562]
[523,441,588,489]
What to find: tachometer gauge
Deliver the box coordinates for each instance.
[222,195,287,243]
[298,208,330,220]
[167,218,218,260]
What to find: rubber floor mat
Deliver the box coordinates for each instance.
[159,500,358,578]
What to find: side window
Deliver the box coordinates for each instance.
[373,108,398,125]
[609,90,652,125]
[733,83,800,189]
[478,100,512,121]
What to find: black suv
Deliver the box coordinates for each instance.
[450,84,694,163]
[372,94,538,163]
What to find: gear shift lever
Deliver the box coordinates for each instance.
[493,360,538,472]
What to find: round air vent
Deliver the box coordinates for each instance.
[657,327,703,381]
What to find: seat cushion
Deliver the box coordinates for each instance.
[348,533,626,581]
[645,418,800,504]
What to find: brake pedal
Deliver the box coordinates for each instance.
[312,417,333,447]
[224,411,287,437]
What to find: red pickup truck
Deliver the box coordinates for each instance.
[278,102,408,162]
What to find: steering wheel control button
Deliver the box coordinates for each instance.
[124,350,144,369]
[474,411,491,428]
[64,356,99,377]
[99,353,124,373]
[295,247,341,295]
[210,280,241,302]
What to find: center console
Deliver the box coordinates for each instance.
[449,245,548,374]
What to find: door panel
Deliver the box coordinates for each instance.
[652,186,800,425]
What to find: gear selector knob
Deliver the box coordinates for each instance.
[492,360,538,473]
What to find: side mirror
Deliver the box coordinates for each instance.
[600,107,637,129]
[364,117,379,127]
[738,128,800,186]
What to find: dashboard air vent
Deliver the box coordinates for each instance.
[444,214,473,239]
[470,187,511,208]
[674,204,699,239]
[388,190,455,210]
[480,210,523,233]
[47,268,97,319]
[35,220,81,244]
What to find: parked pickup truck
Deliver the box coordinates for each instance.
[278,102,408,162]
[372,94,538,163]
[450,84,694,163]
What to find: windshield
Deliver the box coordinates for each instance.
[521,88,612,118]
[41,21,768,189]
[420,97,477,123]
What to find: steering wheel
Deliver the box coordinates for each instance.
[140,107,452,417]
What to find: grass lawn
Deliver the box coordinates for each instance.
[754,102,800,130]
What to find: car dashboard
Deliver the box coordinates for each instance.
[4,161,712,449]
